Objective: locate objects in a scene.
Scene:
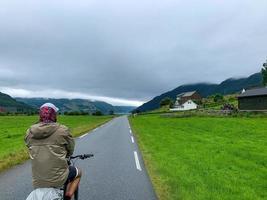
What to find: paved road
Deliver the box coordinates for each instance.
[0,116,157,200]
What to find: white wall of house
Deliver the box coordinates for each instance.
[170,100,198,111]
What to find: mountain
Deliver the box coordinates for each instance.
[136,72,262,112]
[91,102,135,114]
[16,98,103,114]
[91,101,114,114]
[16,98,136,114]
[0,92,34,113]
[113,106,136,114]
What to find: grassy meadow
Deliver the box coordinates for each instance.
[0,115,113,172]
[130,114,267,200]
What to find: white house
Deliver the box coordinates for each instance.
[169,91,201,111]
[170,100,198,111]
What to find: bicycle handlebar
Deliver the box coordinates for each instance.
[70,154,94,160]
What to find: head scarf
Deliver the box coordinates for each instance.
[39,106,57,123]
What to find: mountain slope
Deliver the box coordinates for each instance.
[16,98,99,114]
[0,92,34,112]
[113,106,136,114]
[91,101,114,114]
[136,72,262,112]
[214,73,262,94]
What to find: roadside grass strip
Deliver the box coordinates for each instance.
[129,114,267,200]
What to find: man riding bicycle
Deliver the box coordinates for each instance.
[25,103,82,200]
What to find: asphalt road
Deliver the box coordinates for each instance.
[0,116,157,200]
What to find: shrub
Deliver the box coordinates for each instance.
[160,97,173,107]
[213,93,224,102]
[92,111,103,116]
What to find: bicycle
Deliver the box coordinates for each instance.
[63,154,94,200]
[26,153,94,200]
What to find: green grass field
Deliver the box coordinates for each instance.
[130,114,267,200]
[0,115,113,172]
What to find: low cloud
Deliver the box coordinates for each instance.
[0,87,143,106]
[0,0,266,105]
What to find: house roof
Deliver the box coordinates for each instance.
[177,93,185,97]
[238,87,267,98]
[177,91,197,97]
[183,91,197,97]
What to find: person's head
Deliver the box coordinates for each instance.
[39,103,59,123]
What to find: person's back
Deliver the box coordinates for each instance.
[25,122,74,188]
[25,103,80,199]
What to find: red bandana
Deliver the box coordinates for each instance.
[39,106,57,123]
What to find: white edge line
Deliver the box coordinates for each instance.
[134,151,142,171]
[131,136,135,143]
[130,129,132,134]
[79,133,88,139]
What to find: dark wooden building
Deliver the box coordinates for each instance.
[238,88,267,111]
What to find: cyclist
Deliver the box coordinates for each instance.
[25,103,82,199]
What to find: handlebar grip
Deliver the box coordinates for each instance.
[84,154,94,158]
[69,154,94,160]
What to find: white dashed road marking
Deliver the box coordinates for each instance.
[134,151,142,171]
[131,136,135,143]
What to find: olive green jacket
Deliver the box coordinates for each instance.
[25,123,75,189]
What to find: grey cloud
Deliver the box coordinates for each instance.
[0,0,267,103]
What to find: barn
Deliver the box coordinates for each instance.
[237,87,267,111]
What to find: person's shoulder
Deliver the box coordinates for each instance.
[27,122,42,133]
[29,122,41,129]
[56,123,70,134]
[56,123,68,130]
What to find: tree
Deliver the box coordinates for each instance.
[262,60,267,86]
[93,111,103,116]
[132,109,140,114]
[169,100,175,108]
[213,93,224,102]
[160,97,173,107]
[109,110,114,115]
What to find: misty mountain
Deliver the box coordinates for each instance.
[136,72,262,112]
[15,98,97,113]
[16,98,135,114]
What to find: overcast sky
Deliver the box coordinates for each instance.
[0,0,267,106]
